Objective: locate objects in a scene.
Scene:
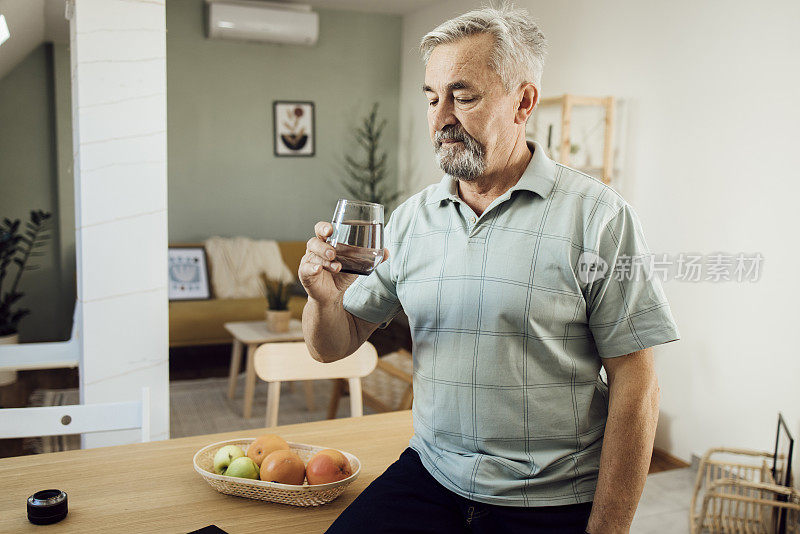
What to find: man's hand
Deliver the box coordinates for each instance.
[585,347,659,534]
[299,221,390,306]
[299,221,388,363]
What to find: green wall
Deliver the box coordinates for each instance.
[167,1,403,242]
[0,44,68,342]
[0,4,402,342]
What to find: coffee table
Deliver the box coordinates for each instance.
[224,319,307,418]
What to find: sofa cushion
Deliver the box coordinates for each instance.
[169,295,306,347]
[277,241,307,277]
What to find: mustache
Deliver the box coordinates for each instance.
[435,125,479,148]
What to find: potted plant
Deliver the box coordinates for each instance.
[261,273,291,333]
[0,210,53,385]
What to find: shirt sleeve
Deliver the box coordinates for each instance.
[342,213,402,329]
[587,204,680,359]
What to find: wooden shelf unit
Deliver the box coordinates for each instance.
[537,94,616,184]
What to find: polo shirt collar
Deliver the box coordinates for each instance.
[427,139,557,205]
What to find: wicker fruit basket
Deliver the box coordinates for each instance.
[193,438,361,507]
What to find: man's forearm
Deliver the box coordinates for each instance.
[302,296,360,363]
[586,376,659,533]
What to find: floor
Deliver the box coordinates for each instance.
[24,374,377,454]
[632,466,695,533]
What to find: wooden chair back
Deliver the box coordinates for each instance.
[253,342,377,427]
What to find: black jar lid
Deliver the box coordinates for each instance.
[27,489,68,525]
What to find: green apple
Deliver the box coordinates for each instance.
[225,456,260,479]
[213,445,246,475]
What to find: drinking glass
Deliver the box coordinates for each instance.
[327,199,384,275]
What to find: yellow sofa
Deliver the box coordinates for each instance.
[168,241,307,347]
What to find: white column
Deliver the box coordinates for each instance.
[68,0,169,447]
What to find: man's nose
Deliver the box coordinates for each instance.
[430,99,457,132]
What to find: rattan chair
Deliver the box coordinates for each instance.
[693,475,799,533]
[691,414,797,533]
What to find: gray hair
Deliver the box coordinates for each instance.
[419,3,548,95]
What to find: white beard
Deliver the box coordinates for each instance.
[434,138,485,180]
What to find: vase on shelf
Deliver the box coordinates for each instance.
[265,309,291,333]
[0,333,20,386]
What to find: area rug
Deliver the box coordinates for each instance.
[26,374,376,454]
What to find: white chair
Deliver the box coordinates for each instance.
[0,387,151,443]
[0,302,80,373]
[253,342,378,427]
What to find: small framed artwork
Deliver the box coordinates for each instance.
[274,101,315,157]
[168,246,212,301]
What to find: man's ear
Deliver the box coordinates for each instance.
[514,83,538,124]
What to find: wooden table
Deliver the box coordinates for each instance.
[224,319,306,418]
[0,410,413,533]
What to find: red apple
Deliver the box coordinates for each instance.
[305,449,352,485]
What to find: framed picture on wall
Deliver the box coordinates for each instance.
[168,246,212,301]
[273,101,315,157]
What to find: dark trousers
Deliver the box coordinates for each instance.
[326,448,592,533]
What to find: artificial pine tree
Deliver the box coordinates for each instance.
[342,103,400,210]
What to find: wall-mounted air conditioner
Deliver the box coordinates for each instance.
[206,1,319,46]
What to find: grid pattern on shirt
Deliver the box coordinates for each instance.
[342,140,680,507]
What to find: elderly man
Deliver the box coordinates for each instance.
[300,5,679,533]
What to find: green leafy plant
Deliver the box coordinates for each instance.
[342,102,401,209]
[0,210,53,336]
[261,273,290,311]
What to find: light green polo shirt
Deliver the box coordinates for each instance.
[342,139,680,507]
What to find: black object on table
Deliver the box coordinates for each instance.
[27,489,68,525]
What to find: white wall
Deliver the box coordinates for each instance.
[400,0,800,477]
[70,0,169,447]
